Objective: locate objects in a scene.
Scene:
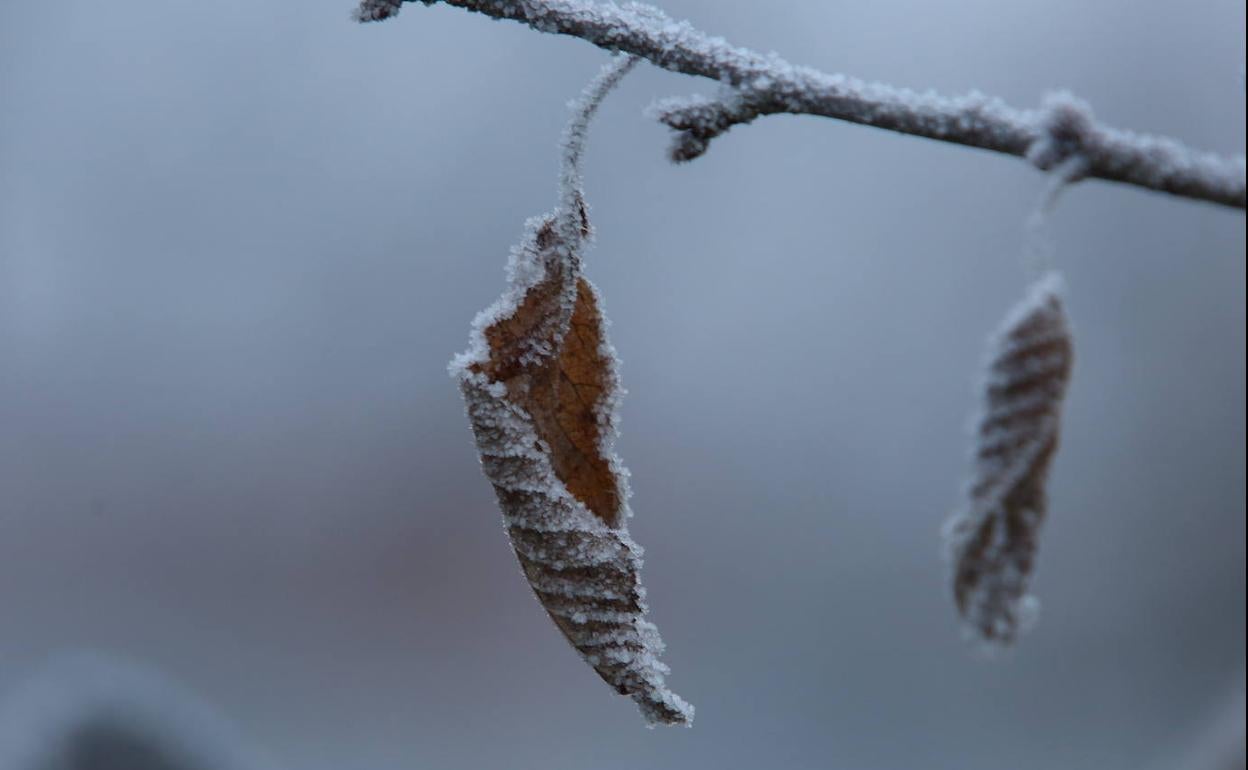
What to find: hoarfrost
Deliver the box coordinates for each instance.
[448,54,693,727]
[945,273,1073,646]
[359,0,1245,208]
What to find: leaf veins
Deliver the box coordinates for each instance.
[449,55,692,726]
[945,272,1074,646]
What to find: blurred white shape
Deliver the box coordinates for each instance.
[0,653,277,770]
[1177,680,1247,770]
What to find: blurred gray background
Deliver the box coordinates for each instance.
[1,1,1244,768]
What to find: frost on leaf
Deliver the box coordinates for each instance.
[945,272,1073,646]
[448,55,693,727]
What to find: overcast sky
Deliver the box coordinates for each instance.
[1,1,1244,768]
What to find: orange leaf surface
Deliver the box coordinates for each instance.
[449,56,692,726]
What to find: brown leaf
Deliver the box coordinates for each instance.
[945,272,1074,645]
[449,56,691,726]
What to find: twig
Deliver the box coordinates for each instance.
[356,0,1246,210]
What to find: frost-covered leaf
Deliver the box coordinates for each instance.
[0,654,274,770]
[945,272,1074,646]
[448,55,693,727]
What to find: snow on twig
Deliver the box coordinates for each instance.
[358,0,1245,210]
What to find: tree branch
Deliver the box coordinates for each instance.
[356,0,1246,211]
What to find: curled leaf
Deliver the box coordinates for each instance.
[945,272,1074,645]
[448,56,693,726]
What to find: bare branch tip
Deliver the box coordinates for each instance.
[649,93,748,163]
[353,0,404,22]
[666,132,708,163]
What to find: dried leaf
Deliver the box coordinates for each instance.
[945,272,1074,645]
[449,56,693,726]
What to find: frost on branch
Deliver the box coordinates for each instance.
[0,654,272,770]
[945,273,1074,646]
[448,55,693,727]
[1026,92,1098,175]
[357,0,1245,208]
[648,91,763,163]
[353,0,402,22]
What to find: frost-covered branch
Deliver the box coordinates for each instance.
[356,0,1246,210]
